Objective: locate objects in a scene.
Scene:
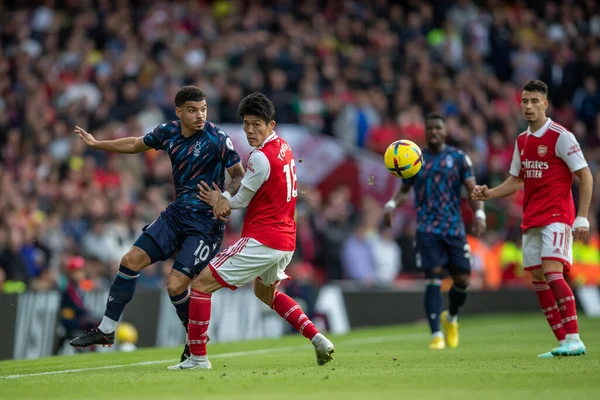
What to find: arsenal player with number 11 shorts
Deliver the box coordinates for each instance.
[472,80,593,358]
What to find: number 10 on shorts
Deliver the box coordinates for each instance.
[194,240,217,265]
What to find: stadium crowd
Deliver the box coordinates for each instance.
[1,0,600,293]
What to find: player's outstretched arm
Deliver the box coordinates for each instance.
[225,163,245,196]
[383,182,413,227]
[573,166,594,241]
[74,126,150,154]
[472,175,524,201]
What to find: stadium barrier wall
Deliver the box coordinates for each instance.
[4,284,599,361]
[0,287,285,361]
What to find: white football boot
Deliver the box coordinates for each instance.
[312,333,335,365]
[167,355,212,370]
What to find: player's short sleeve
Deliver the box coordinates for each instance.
[242,150,270,192]
[143,124,166,150]
[555,131,588,172]
[509,141,521,177]
[459,151,475,183]
[217,129,241,168]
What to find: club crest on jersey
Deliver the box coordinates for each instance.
[445,155,454,168]
[194,142,202,157]
[537,145,548,157]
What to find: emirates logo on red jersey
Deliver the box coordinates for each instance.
[537,145,548,157]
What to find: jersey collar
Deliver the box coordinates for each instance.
[257,131,278,149]
[527,118,552,138]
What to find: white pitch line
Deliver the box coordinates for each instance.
[0,320,531,380]
[0,333,420,380]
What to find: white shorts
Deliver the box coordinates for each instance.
[209,237,294,290]
[522,222,572,271]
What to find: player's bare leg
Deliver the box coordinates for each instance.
[70,246,151,348]
[168,266,220,370]
[254,279,335,365]
[442,272,469,348]
[542,260,586,356]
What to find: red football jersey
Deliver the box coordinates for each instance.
[509,118,587,231]
[241,133,297,251]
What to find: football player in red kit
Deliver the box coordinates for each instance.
[472,80,593,357]
[168,93,335,370]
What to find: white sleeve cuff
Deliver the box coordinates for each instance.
[221,191,232,201]
[384,200,397,210]
[228,185,256,209]
[573,216,589,229]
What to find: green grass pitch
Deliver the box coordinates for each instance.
[1,314,599,400]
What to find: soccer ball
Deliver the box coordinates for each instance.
[116,322,138,345]
[383,139,423,179]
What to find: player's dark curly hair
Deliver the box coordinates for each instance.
[523,80,548,95]
[425,112,445,123]
[174,86,206,107]
[237,92,276,123]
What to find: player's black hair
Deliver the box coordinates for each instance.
[522,80,548,96]
[237,92,276,123]
[174,86,206,107]
[425,112,445,123]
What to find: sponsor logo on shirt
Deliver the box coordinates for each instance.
[567,145,581,156]
[521,159,549,178]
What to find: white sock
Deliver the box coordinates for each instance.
[565,333,581,342]
[191,355,208,362]
[446,314,458,323]
[432,331,443,339]
[98,316,118,334]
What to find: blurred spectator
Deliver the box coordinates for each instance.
[0,0,598,291]
[368,227,402,284]
[341,216,376,284]
[0,227,29,291]
[53,255,97,355]
[316,185,354,281]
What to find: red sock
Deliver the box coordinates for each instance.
[271,291,319,340]
[532,281,566,341]
[188,289,211,356]
[545,272,578,334]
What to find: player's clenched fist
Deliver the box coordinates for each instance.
[213,197,231,221]
[471,185,491,201]
[197,181,230,221]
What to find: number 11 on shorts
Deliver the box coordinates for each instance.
[552,231,564,247]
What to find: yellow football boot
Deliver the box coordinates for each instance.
[429,335,446,350]
[441,311,459,348]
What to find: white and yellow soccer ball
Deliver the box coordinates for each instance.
[116,322,138,352]
[383,139,423,179]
